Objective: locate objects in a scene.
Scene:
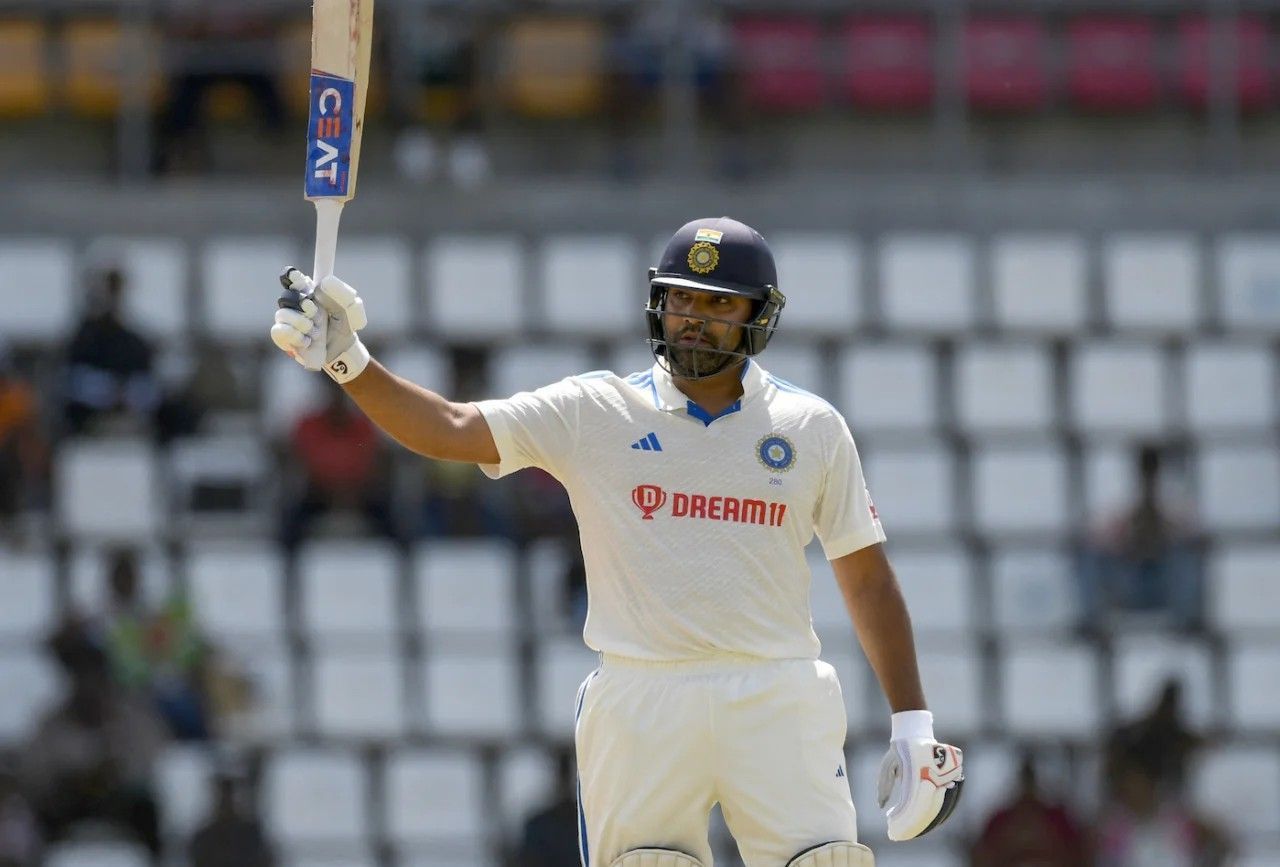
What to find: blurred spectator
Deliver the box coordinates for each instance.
[970,750,1090,867]
[18,659,166,861]
[1095,759,1231,867]
[0,757,41,867]
[187,770,275,867]
[63,267,160,437]
[515,745,580,867]
[100,547,212,741]
[1106,679,1202,796]
[1077,443,1203,633]
[0,343,49,537]
[279,382,402,551]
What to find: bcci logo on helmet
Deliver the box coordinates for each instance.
[631,484,667,520]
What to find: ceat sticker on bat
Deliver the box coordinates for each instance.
[306,72,356,199]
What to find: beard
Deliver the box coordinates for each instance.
[664,341,741,379]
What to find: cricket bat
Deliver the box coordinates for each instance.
[279,0,375,370]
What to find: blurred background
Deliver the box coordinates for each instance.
[1,0,1279,866]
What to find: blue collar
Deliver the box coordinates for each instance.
[685,398,741,426]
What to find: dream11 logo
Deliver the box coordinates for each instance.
[631,484,667,520]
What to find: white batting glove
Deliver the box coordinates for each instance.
[271,267,370,384]
[876,710,964,841]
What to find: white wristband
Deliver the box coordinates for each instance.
[890,709,935,742]
[323,339,370,384]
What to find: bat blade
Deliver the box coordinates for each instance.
[305,0,374,204]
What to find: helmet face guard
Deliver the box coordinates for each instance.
[645,276,786,380]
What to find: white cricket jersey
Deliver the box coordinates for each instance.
[473,359,886,661]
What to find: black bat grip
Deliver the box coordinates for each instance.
[278,266,309,312]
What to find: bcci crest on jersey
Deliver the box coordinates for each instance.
[757,434,797,472]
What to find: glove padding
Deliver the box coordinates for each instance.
[270,267,370,383]
[877,738,964,841]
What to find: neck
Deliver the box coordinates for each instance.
[673,360,747,415]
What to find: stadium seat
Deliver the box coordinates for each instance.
[288,857,377,867]
[68,543,170,610]
[1192,744,1280,835]
[1235,852,1280,867]
[61,19,163,118]
[947,741,1018,834]
[1196,442,1280,532]
[989,546,1077,634]
[264,748,369,848]
[878,234,975,333]
[965,18,1047,113]
[489,344,595,398]
[413,539,517,636]
[841,17,933,111]
[298,540,403,645]
[1209,544,1280,633]
[422,650,521,739]
[990,234,1089,333]
[536,636,599,736]
[384,749,486,844]
[261,354,327,437]
[1103,234,1201,332]
[608,342,658,381]
[1178,16,1272,112]
[954,342,1054,433]
[1070,342,1167,435]
[56,438,159,539]
[537,235,638,336]
[971,442,1068,537]
[86,236,189,336]
[871,846,963,867]
[891,547,974,637]
[201,237,300,340]
[1066,16,1160,112]
[187,542,285,643]
[1183,342,1275,432]
[155,744,215,840]
[836,342,937,431]
[859,439,955,535]
[1000,642,1101,736]
[1216,234,1280,331]
[525,537,581,633]
[310,650,407,739]
[915,641,984,737]
[381,346,450,394]
[333,237,415,340]
[733,18,826,112]
[218,643,295,740]
[0,19,49,118]
[0,238,75,342]
[45,842,148,867]
[1080,442,1137,520]
[498,17,606,118]
[425,236,523,339]
[768,234,863,334]
[0,650,60,741]
[757,341,825,396]
[0,549,56,643]
[1111,635,1215,727]
[1228,644,1280,731]
[496,745,557,836]
[168,432,268,520]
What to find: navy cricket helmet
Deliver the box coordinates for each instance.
[645,217,786,378]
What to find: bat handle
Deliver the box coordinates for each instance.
[312,198,344,282]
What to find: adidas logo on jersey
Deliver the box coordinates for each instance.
[630,432,663,452]
[836,765,845,779]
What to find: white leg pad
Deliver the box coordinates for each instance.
[787,841,875,867]
[609,848,705,867]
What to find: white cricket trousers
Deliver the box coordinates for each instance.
[573,654,859,867]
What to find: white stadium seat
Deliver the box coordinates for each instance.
[1001,642,1101,737]
[310,650,406,739]
[68,543,170,611]
[298,540,402,644]
[860,440,955,535]
[879,233,975,332]
[990,234,1088,333]
[1103,233,1201,331]
[0,238,75,341]
[758,341,825,396]
[201,236,299,340]
[537,636,600,736]
[287,857,377,867]
[414,539,516,636]
[381,346,450,394]
[264,749,368,847]
[525,537,582,633]
[1196,442,1280,532]
[1228,644,1280,731]
[890,546,974,636]
[496,746,558,836]
[1210,544,1280,632]
[990,546,1077,634]
[422,650,520,738]
[955,342,1054,433]
[538,234,639,335]
[1192,744,1280,835]
[1183,342,1275,432]
[219,643,295,740]
[1111,635,1215,727]
[0,650,60,741]
[1217,233,1280,330]
[0,550,57,642]
[916,641,983,737]
[155,744,215,839]
[608,342,658,381]
[168,432,268,516]
[57,438,159,539]
[837,343,937,431]
[488,344,596,399]
[1070,342,1167,435]
[971,443,1068,537]
[769,234,864,333]
[45,842,148,867]
[333,237,414,340]
[187,542,287,643]
[384,749,486,843]
[949,741,1018,834]
[426,235,523,339]
[87,235,188,336]
[1081,443,1140,520]
[260,354,327,438]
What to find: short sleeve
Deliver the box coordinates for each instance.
[472,377,583,481]
[814,412,886,559]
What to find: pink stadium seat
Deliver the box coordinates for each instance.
[733,17,825,112]
[842,17,933,111]
[965,18,1048,112]
[1178,16,1272,112]
[1066,16,1160,112]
